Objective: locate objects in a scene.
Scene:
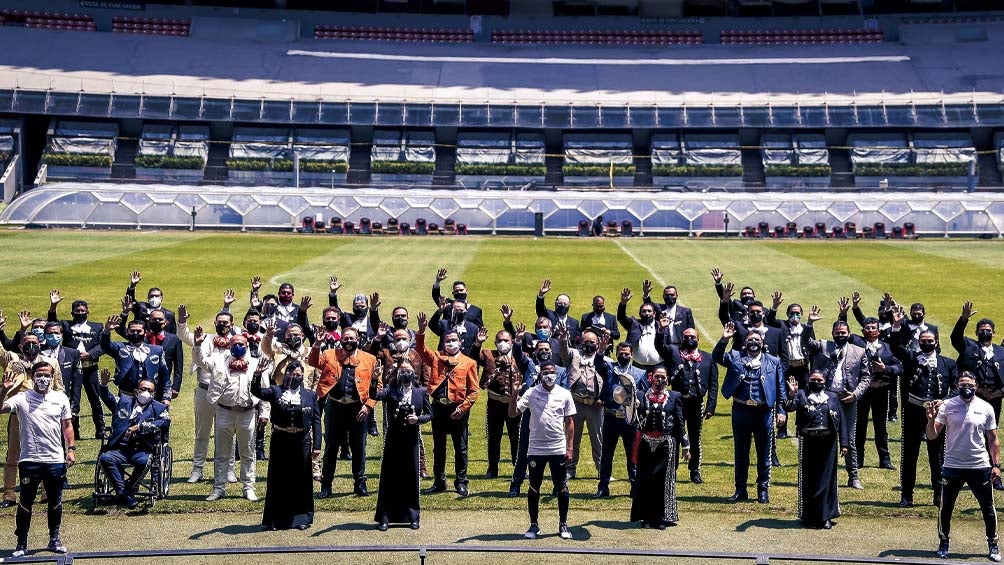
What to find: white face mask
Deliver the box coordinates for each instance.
[137,391,153,405]
[541,373,557,387]
[148,296,162,308]
[496,341,512,355]
[394,339,411,353]
[444,340,461,355]
[32,375,52,394]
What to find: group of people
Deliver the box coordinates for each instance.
[0,267,1001,561]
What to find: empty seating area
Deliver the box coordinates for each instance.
[314,25,473,42]
[720,28,882,44]
[113,16,190,37]
[1,10,95,31]
[492,29,702,45]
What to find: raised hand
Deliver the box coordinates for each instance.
[130,270,142,286]
[962,300,978,320]
[554,324,568,340]
[892,306,905,325]
[642,279,654,297]
[710,267,723,284]
[438,296,451,312]
[476,326,488,345]
[851,290,861,308]
[299,295,313,311]
[837,296,850,315]
[538,279,552,297]
[2,371,15,390]
[121,294,134,314]
[417,312,428,332]
[0,309,6,332]
[262,318,277,334]
[620,287,632,304]
[435,268,448,283]
[721,282,735,301]
[787,375,798,395]
[178,304,189,324]
[49,289,63,306]
[514,322,526,343]
[193,325,206,345]
[328,275,341,294]
[223,288,236,307]
[771,290,783,310]
[18,310,32,330]
[808,305,823,323]
[250,275,263,292]
[255,357,273,376]
[105,315,121,331]
[376,322,389,339]
[722,321,736,340]
[369,292,381,310]
[500,304,514,321]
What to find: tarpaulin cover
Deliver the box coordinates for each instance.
[138,139,171,157]
[913,132,975,164]
[515,134,545,165]
[683,134,741,165]
[172,141,209,161]
[293,128,350,162]
[457,132,511,165]
[54,121,118,138]
[49,137,116,156]
[794,134,829,165]
[761,134,792,165]
[849,133,910,164]
[564,133,633,165]
[0,136,14,152]
[230,142,288,160]
[405,131,436,163]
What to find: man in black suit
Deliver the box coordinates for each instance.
[712,267,756,328]
[951,301,1004,424]
[850,315,902,471]
[47,291,112,438]
[579,296,620,347]
[113,308,183,401]
[432,268,484,328]
[642,280,695,348]
[429,299,483,357]
[719,283,781,356]
[535,279,580,345]
[658,327,718,484]
[891,302,940,357]
[332,291,381,347]
[124,270,177,334]
[40,321,83,440]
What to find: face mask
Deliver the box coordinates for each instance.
[245,321,260,334]
[959,386,976,400]
[32,374,51,393]
[215,323,230,336]
[919,342,937,354]
[541,372,557,387]
[639,314,654,325]
[31,328,44,340]
[554,304,569,316]
[789,313,801,323]
[833,335,849,347]
[535,329,551,341]
[127,333,145,345]
[283,374,303,390]
[323,320,339,331]
[397,370,416,387]
[910,314,925,325]
[394,339,411,353]
[683,337,698,350]
[262,304,276,317]
[148,296,162,308]
[22,342,40,358]
[617,354,632,365]
[341,340,358,352]
[44,334,61,349]
[864,330,880,341]
[749,311,764,324]
[581,342,597,355]
[653,376,667,390]
[496,341,512,355]
[978,330,994,343]
[741,296,755,306]
[136,391,153,405]
[444,340,461,355]
[148,321,164,333]
[879,311,893,323]
[453,292,467,302]
[536,350,552,362]
[72,313,87,324]
[663,295,677,306]
[808,382,826,393]
[286,336,303,350]
[453,311,467,324]
[746,341,762,353]
[392,317,408,330]
[353,306,367,318]
[230,344,247,358]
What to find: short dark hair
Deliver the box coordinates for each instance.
[786,303,802,315]
[910,303,925,312]
[322,306,340,318]
[452,281,467,289]
[664,285,677,292]
[747,300,764,310]
[30,361,53,373]
[262,293,278,303]
[147,287,162,295]
[215,311,234,323]
[740,286,755,295]
[127,319,146,329]
[244,309,262,321]
[977,318,996,331]
[958,371,976,383]
[44,321,61,332]
[148,308,167,318]
[279,283,294,292]
[832,320,850,331]
[862,317,880,326]
[70,300,88,310]
[616,342,633,352]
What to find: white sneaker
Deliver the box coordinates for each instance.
[244,489,259,502]
[205,488,225,501]
[187,470,203,483]
[227,471,238,483]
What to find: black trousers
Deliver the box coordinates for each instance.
[15,462,66,541]
[682,396,705,472]
[485,399,520,475]
[597,414,636,489]
[981,394,1003,425]
[322,397,368,486]
[731,403,773,492]
[939,466,998,542]
[900,402,944,501]
[76,365,115,437]
[887,373,899,417]
[431,402,469,487]
[856,386,891,466]
[528,454,569,524]
[512,411,532,486]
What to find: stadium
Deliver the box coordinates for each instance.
[1,0,1004,562]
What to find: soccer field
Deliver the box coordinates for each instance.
[0,231,1000,560]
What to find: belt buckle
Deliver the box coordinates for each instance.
[614,409,625,419]
[745,399,759,406]
[437,397,451,405]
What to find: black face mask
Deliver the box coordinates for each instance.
[215,323,230,336]
[746,342,762,353]
[353,307,367,318]
[71,313,87,324]
[978,330,994,343]
[663,295,677,307]
[148,321,164,333]
[808,382,826,393]
[617,354,632,365]
[554,304,569,316]
[535,350,552,362]
[341,340,358,352]
[397,370,416,387]
[286,336,303,349]
[593,306,605,315]
[283,375,303,390]
[453,292,467,302]
[919,342,937,354]
[323,320,339,331]
[452,311,466,324]
[833,335,849,347]
[580,342,597,355]
[748,311,764,324]
[639,314,654,325]
[245,321,260,334]
[392,317,408,330]
[741,296,755,306]
[682,337,698,350]
[910,314,925,325]
[21,342,40,358]
[127,333,145,345]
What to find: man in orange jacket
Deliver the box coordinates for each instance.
[309,327,382,498]
[416,312,481,497]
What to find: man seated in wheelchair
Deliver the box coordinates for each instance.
[98,378,170,509]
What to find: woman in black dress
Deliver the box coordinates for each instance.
[630,366,689,529]
[251,360,322,531]
[791,371,848,529]
[374,362,432,530]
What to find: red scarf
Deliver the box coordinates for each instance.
[647,388,668,404]
[146,332,165,346]
[228,358,249,373]
[243,332,261,345]
[680,348,702,363]
[213,335,230,349]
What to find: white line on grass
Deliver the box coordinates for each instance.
[613,239,712,339]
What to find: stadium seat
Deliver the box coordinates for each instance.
[873,222,886,238]
[359,217,372,235]
[891,226,904,239]
[457,223,468,235]
[757,221,770,239]
[372,221,383,235]
[862,226,874,239]
[903,222,916,237]
[443,219,457,235]
[343,221,355,234]
[814,223,827,239]
[329,217,343,234]
[428,222,440,235]
[802,226,814,238]
[386,217,400,234]
[577,220,590,237]
[606,221,620,237]
[844,222,857,238]
[415,218,428,235]
[302,217,315,234]
[621,221,633,237]
[399,222,411,235]
[832,226,845,239]
[773,226,785,238]
[785,222,798,238]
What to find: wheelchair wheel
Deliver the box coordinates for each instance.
[92,460,114,506]
[159,444,173,499]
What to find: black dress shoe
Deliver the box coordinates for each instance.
[879,459,896,470]
[690,470,703,484]
[296,524,310,530]
[887,415,898,423]
[355,484,370,497]
[933,495,942,507]
[1,499,15,508]
[566,469,576,480]
[898,497,914,508]
[776,430,788,439]
[485,470,497,479]
[377,522,389,532]
[726,491,749,502]
[771,455,782,468]
[508,484,520,498]
[758,490,769,504]
[339,451,351,461]
[593,488,609,499]
[410,522,420,530]
[456,484,469,497]
[823,520,833,529]
[423,483,447,494]
[318,485,332,499]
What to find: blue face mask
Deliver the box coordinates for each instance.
[44,334,61,349]
[230,344,247,358]
[31,328,45,340]
[536,329,551,341]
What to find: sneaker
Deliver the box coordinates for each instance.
[937,539,949,559]
[186,470,203,484]
[524,523,540,540]
[558,523,572,540]
[990,541,1002,563]
[206,488,225,501]
[244,489,259,502]
[12,539,26,557]
[227,470,239,484]
[47,535,67,554]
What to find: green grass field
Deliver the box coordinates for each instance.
[0,231,1002,561]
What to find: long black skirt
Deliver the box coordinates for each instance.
[262,430,315,530]
[798,434,840,525]
[374,423,421,525]
[630,434,679,525]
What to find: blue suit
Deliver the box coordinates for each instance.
[101,332,170,402]
[99,394,170,496]
[596,358,649,490]
[714,339,787,494]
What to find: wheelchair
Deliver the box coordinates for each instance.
[92,425,173,508]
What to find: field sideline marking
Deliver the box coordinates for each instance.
[613,239,712,339]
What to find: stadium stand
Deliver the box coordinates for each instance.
[315,25,473,42]
[492,29,702,45]
[1,9,95,31]
[112,16,191,37]
[720,28,882,44]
